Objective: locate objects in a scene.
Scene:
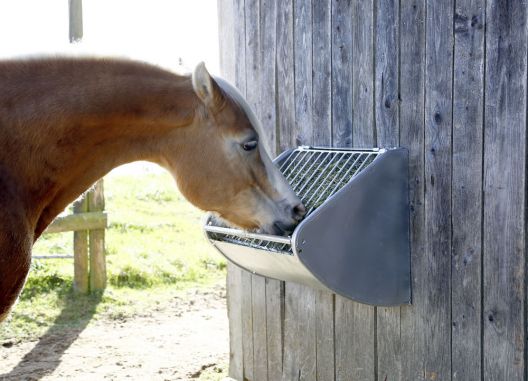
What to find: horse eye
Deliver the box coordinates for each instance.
[242,140,258,151]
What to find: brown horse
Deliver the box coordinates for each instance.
[0,57,305,322]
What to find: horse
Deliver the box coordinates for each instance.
[0,57,306,322]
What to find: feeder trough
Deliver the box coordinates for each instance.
[204,146,411,306]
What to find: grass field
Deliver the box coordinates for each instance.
[0,164,226,342]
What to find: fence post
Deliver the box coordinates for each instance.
[73,197,89,293]
[89,180,106,291]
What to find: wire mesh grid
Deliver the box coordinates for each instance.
[207,147,380,254]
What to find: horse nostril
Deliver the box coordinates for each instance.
[292,203,306,220]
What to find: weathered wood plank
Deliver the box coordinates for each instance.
[276,2,300,380]
[88,180,106,291]
[294,0,313,146]
[244,0,265,378]
[331,0,353,148]
[218,1,245,378]
[277,0,295,152]
[73,197,89,294]
[312,0,332,148]
[251,275,268,381]
[374,0,401,379]
[351,0,375,147]
[258,0,284,378]
[227,263,244,380]
[451,1,485,380]
[265,278,283,380]
[332,0,371,379]
[242,0,267,380]
[217,1,244,378]
[423,0,453,379]
[375,0,399,148]
[483,1,527,380]
[312,1,334,380]
[45,211,107,234]
[398,0,426,380]
[241,271,254,380]
[284,1,317,380]
[337,2,377,381]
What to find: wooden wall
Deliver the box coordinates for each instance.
[217,0,527,380]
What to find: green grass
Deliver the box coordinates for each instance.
[0,165,226,342]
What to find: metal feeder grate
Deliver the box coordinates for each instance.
[204,146,411,306]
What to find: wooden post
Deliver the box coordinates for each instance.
[73,197,89,293]
[68,0,83,43]
[89,180,106,291]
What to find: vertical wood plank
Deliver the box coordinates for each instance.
[423,0,453,379]
[259,0,284,379]
[331,0,353,148]
[266,278,283,381]
[294,1,316,379]
[280,2,318,379]
[375,0,399,148]
[276,2,297,380]
[312,0,332,147]
[245,0,267,379]
[294,0,313,146]
[277,0,295,152]
[398,0,426,380]
[232,0,253,378]
[88,180,106,291]
[336,2,377,381]
[374,0,401,380]
[483,1,527,380]
[331,0,366,379]
[218,1,245,379]
[73,197,88,294]
[451,1,485,380]
[312,1,335,380]
[351,0,375,146]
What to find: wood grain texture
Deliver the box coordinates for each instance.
[294,0,313,146]
[375,0,399,148]
[483,1,527,379]
[331,0,353,148]
[312,0,332,148]
[423,0,453,379]
[220,0,528,379]
[218,2,245,378]
[88,180,106,291]
[73,197,88,294]
[398,1,426,380]
[351,0,375,147]
[277,0,295,152]
[245,1,269,379]
[312,2,334,380]
[258,1,284,379]
[451,0,485,380]
[337,2,377,380]
[374,1,401,380]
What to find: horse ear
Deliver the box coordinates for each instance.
[192,62,223,111]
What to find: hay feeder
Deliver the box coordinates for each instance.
[204,146,411,306]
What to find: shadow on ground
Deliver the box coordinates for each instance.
[0,291,102,381]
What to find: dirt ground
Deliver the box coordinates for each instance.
[0,285,229,381]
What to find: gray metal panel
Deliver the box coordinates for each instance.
[293,148,411,306]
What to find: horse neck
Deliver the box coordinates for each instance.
[0,59,200,236]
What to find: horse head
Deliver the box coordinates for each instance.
[162,63,305,235]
